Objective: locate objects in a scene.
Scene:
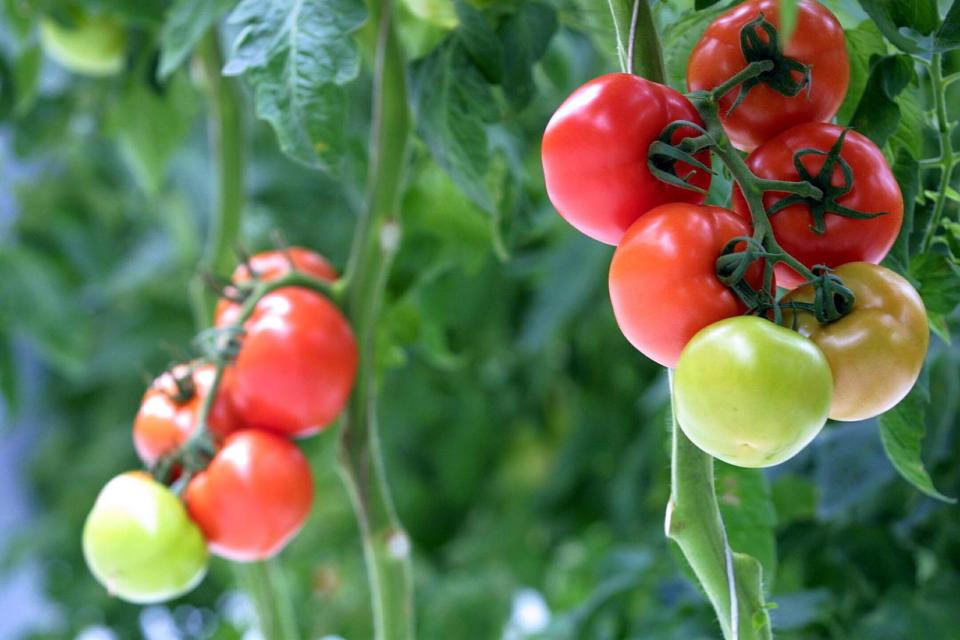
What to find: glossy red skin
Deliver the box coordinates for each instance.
[687,0,849,151]
[225,288,357,437]
[216,247,337,327]
[732,123,903,289]
[542,73,712,245]
[184,430,314,561]
[608,204,764,367]
[133,364,240,466]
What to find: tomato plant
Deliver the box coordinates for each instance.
[608,203,762,367]
[687,0,848,151]
[184,430,314,561]
[783,263,929,421]
[542,73,711,245]
[674,316,833,468]
[224,288,357,437]
[82,472,208,603]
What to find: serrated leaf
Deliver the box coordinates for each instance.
[934,0,960,52]
[857,0,939,54]
[838,21,888,124]
[879,386,956,503]
[498,2,557,111]
[224,0,366,170]
[159,0,238,78]
[454,0,503,83]
[715,462,777,587]
[908,252,960,314]
[849,54,915,147]
[411,40,497,211]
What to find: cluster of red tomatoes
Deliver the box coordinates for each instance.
[82,248,356,603]
[542,0,929,468]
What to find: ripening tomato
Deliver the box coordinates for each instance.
[687,0,848,151]
[215,247,338,327]
[39,13,126,77]
[732,123,903,289]
[608,203,763,367]
[542,73,712,245]
[225,288,357,437]
[184,430,314,561]
[782,263,928,421]
[132,364,240,466]
[83,472,208,603]
[674,316,833,468]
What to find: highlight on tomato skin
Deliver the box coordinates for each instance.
[673,316,833,469]
[731,122,904,289]
[184,430,315,562]
[541,73,712,245]
[82,472,209,604]
[687,0,849,151]
[608,203,764,368]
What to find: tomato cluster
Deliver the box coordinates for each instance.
[84,248,356,603]
[542,0,928,468]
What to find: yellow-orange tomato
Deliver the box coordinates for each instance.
[783,263,928,421]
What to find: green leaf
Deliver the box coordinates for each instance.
[159,0,238,78]
[0,332,18,415]
[107,74,200,193]
[695,0,723,8]
[410,39,498,212]
[454,0,503,83]
[908,252,960,314]
[934,0,960,52]
[224,0,367,170]
[498,2,557,111]
[12,44,41,115]
[889,88,924,159]
[778,0,798,44]
[715,462,777,587]
[838,21,887,125]
[661,5,729,91]
[879,386,956,503]
[849,54,915,147]
[883,150,919,274]
[856,0,939,54]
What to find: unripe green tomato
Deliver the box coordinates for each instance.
[39,13,126,77]
[83,472,208,604]
[674,316,833,468]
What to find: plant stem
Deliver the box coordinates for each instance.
[666,372,772,640]
[235,560,301,640]
[608,0,665,82]
[190,31,245,328]
[922,53,957,252]
[338,0,415,638]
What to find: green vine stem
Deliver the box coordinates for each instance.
[234,560,301,640]
[921,53,958,252]
[189,31,245,328]
[337,0,415,637]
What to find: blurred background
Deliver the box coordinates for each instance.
[2,0,960,638]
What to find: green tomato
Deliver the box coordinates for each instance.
[83,472,208,604]
[674,316,832,468]
[39,13,126,77]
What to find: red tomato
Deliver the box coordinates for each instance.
[133,364,240,466]
[608,203,764,367]
[224,288,357,437]
[732,123,903,289]
[184,430,313,561]
[687,0,849,151]
[542,73,711,245]
[215,248,338,327]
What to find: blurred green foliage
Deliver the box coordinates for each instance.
[1,0,959,638]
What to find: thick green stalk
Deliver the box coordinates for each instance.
[922,53,957,252]
[190,31,245,328]
[666,374,771,640]
[607,0,666,82]
[235,561,301,640]
[337,0,414,638]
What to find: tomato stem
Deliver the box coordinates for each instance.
[921,53,957,252]
[703,60,774,104]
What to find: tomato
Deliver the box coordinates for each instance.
[215,247,338,327]
[39,13,126,77]
[542,73,712,245]
[608,203,763,367]
[732,123,903,289]
[133,364,240,466]
[184,430,314,561]
[687,0,848,151]
[674,316,832,468]
[224,288,357,437]
[782,263,928,421]
[83,472,208,603]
